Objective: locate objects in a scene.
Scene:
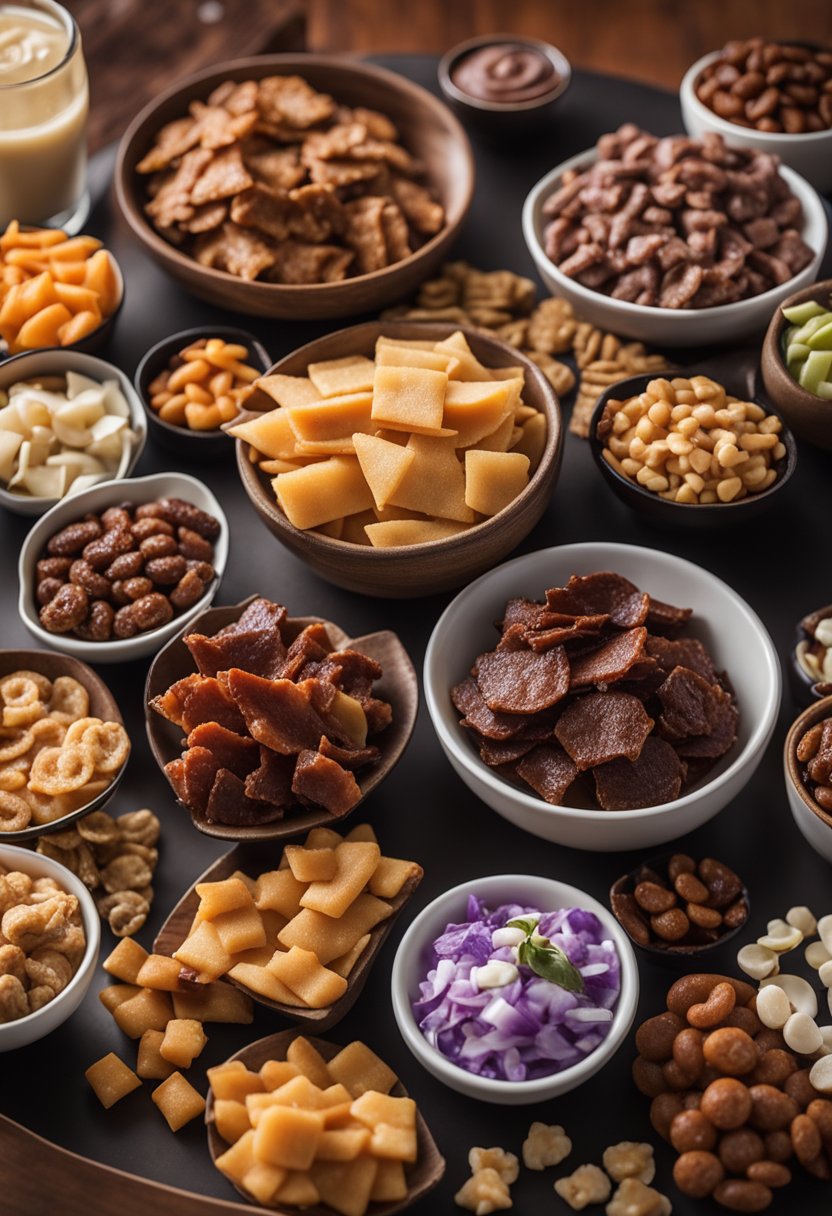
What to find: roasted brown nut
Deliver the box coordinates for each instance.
[68,559,112,599]
[46,519,101,556]
[112,606,138,639]
[176,526,214,561]
[688,902,724,929]
[75,600,115,642]
[185,559,215,582]
[675,872,710,903]
[752,1049,798,1088]
[667,974,755,1018]
[725,1006,762,1037]
[121,577,154,601]
[36,577,64,607]
[668,853,696,881]
[138,534,178,560]
[134,502,165,520]
[81,528,134,571]
[157,496,220,540]
[703,1027,757,1076]
[650,1092,684,1139]
[100,506,132,531]
[763,1130,793,1163]
[144,555,186,586]
[670,1109,717,1153]
[673,1149,724,1197]
[790,1112,822,1165]
[128,593,173,633]
[130,516,174,541]
[39,583,89,633]
[718,1128,765,1174]
[37,557,72,581]
[701,1078,753,1130]
[746,1161,790,1188]
[633,1056,666,1098]
[748,1084,798,1132]
[169,569,207,610]
[688,981,737,1029]
[636,1011,685,1062]
[700,859,743,908]
[635,881,676,914]
[105,551,145,580]
[712,1178,772,1212]
[652,907,690,942]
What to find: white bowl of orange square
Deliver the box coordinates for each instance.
[228,320,563,597]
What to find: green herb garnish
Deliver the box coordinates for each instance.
[507,916,585,993]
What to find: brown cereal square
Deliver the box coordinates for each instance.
[194,222,276,281]
[190,146,254,206]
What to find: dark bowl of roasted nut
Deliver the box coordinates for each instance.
[610,852,750,967]
[17,472,228,663]
[790,601,832,707]
[680,39,832,194]
[784,695,832,864]
[135,326,271,459]
[115,54,474,319]
[588,363,797,527]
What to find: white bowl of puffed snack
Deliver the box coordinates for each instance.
[0,843,99,1051]
[0,349,147,517]
[522,126,827,347]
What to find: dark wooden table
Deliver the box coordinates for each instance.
[2,49,832,1216]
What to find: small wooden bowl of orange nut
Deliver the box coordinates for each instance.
[135,326,272,459]
[0,221,123,357]
[226,320,563,597]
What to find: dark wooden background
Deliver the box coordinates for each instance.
[66,0,832,151]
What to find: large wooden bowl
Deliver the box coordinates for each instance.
[144,596,418,843]
[761,278,832,452]
[154,842,422,1032]
[0,650,128,843]
[233,321,563,597]
[205,1030,445,1216]
[114,55,474,320]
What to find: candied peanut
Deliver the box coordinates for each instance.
[701,1078,752,1130]
[554,1164,611,1210]
[673,1149,724,1198]
[712,1179,772,1212]
[703,1027,757,1076]
[39,583,89,633]
[169,569,207,609]
[718,1129,765,1174]
[523,1122,572,1170]
[748,1085,798,1132]
[688,981,736,1028]
[47,520,101,556]
[670,1109,717,1153]
[636,1012,685,1062]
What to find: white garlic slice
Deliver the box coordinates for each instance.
[760,973,818,1018]
[757,919,803,953]
[786,906,817,937]
[0,430,22,482]
[21,463,67,499]
[737,943,779,981]
[491,927,525,949]
[471,960,519,989]
[89,413,126,443]
[65,371,101,398]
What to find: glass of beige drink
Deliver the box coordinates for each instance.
[0,0,89,231]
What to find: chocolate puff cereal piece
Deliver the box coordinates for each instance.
[555,691,655,770]
[594,737,685,810]
[515,743,579,804]
[546,572,650,628]
[475,646,570,714]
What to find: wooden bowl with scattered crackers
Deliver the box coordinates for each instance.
[115,55,474,320]
[228,321,563,598]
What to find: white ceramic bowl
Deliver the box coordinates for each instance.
[784,696,832,864]
[681,51,832,195]
[391,873,639,1104]
[0,843,100,1052]
[18,471,228,663]
[0,348,147,517]
[424,542,781,851]
[522,149,827,346]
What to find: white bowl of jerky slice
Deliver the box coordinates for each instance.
[425,541,781,851]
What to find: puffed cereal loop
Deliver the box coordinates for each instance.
[522,1122,572,1170]
[27,744,95,795]
[80,721,130,773]
[454,1167,512,1215]
[554,1164,612,1210]
[0,791,31,832]
[116,808,160,847]
[606,1177,671,1216]
[76,810,119,847]
[96,889,149,938]
[468,1147,519,1185]
[47,676,90,724]
[602,1142,656,1185]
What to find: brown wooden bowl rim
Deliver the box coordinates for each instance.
[153,842,423,1029]
[0,648,128,842]
[143,594,418,842]
[609,851,750,959]
[762,276,832,409]
[114,54,475,297]
[204,1029,445,1216]
[134,325,273,444]
[589,367,798,515]
[233,320,563,559]
[784,694,832,831]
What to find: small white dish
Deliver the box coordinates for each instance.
[0,349,147,517]
[391,873,638,1105]
[18,471,228,664]
[680,51,832,195]
[522,148,827,346]
[424,541,781,851]
[784,695,832,864]
[0,843,100,1052]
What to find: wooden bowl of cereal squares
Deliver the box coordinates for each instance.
[228,321,563,598]
[115,55,474,319]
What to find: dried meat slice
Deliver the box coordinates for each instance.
[151,674,247,735]
[475,646,570,714]
[645,596,693,637]
[318,737,381,770]
[323,650,382,699]
[184,627,287,680]
[515,743,579,805]
[500,598,547,633]
[244,747,295,805]
[165,756,187,803]
[526,614,611,651]
[593,736,685,810]
[227,669,339,754]
[645,635,717,682]
[291,749,361,816]
[360,696,393,736]
[185,723,260,779]
[554,691,654,771]
[232,598,288,637]
[451,677,528,741]
[656,666,719,740]
[477,736,539,768]
[180,745,223,816]
[280,623,334,682]
[545,573,649,628]
[569,627,648,688]
[206,767,285,825]
[673,692,739,760]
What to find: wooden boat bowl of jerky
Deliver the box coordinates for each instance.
[0,649,129,843]
[761,278,832,451]
[790,600,832,707]
[144,595,418,842]
[134,326,271,459]
[588,361,797,527]
[153,827,422,1032]
[205,1029,445,1215]
[610,852,749,967]
[228,320,562,598]
[115,54,474,320]
[784,694,832,864]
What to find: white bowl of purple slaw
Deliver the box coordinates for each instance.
[390,873,638,1104]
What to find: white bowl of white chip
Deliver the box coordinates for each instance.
[0,350,147,517]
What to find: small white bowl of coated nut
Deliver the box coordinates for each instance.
[0,842,100,1052]
[680,41,832,194]
[17,471,228,664]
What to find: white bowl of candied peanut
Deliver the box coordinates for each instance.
[0,843,99,1051]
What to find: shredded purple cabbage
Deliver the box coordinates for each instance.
[412,899,621,1082]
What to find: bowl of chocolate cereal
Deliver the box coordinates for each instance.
[115,55,474,319]
[521,124,827,346]
[424,541,781,851]
[680,39,832,194]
